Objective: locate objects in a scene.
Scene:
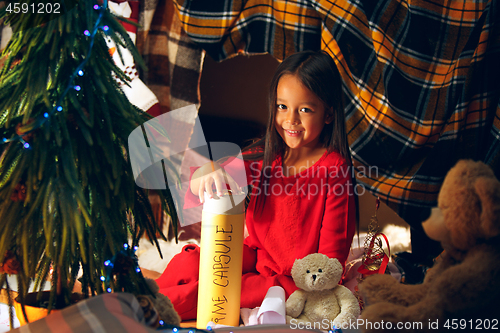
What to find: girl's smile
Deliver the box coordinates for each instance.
[275,74,332,152]
[284,129,303,136]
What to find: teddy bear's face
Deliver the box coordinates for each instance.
[422,207,449,243]
[422,160,500,252]
[291,253,343,292]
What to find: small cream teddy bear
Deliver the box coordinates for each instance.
[286,253,360,329]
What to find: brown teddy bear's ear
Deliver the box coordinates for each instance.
[291,258,300,277]
[329,257,340,267]
[474,177,500,238]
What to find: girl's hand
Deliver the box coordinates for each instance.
[190,161,243,203]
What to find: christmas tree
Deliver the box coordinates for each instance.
[0,0,178,323]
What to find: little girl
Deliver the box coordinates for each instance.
[155,50,357,320]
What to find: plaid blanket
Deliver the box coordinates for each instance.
[169,0,500,224]
[8,292,323,332]
[11,293,156,333]
[136,0,204,112]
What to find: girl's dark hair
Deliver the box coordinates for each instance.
[245,50,349,160]
[242,51,356,222]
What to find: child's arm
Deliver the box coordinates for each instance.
[318,162,356,267]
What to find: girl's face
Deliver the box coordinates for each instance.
[274,74,332,152]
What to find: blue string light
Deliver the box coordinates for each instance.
[2,0,110,147]
[329,328,343,333]
[100,246,217,333]
[158,322,211,332]
[102,242,141,293]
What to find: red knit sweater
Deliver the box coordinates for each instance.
[183,150,356,308]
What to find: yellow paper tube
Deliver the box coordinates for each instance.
[197,191,245,329]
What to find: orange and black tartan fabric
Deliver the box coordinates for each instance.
[171,0,500,224]
[135,0,204,113]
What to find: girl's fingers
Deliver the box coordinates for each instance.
[222,171,244,195]
[205,176,215,198]
[198,178,206,203]
[213,172,224,197]
[198,168,243,203]
[227,177,243,195]
[199,176,214,203]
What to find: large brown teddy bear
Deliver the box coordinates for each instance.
[358,160,500,332]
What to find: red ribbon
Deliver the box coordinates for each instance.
[358,232,391,276]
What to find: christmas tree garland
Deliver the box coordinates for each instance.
[0,0,178,327]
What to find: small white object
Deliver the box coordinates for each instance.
[108,1,132,18]
[257,286,287,324]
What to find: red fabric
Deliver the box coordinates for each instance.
[121,21,138,34]
[155,244,200,319]
[128,0,139,20]
[145,103,162,118]
[157,151,356,320]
